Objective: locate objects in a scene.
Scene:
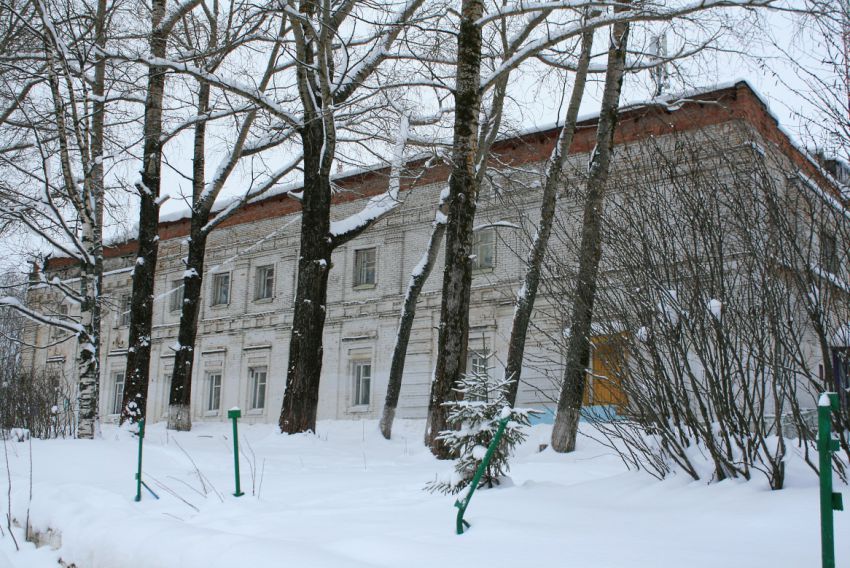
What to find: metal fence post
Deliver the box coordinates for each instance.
[819,392,843,568]
[228,408,244,497]
[454,416,510,535]
[133,419,159,501]
[134,419,145,502]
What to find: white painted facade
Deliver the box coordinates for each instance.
[22,83,841,427]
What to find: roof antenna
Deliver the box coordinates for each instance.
[650,33,669,97]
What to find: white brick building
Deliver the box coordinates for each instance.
[22,82,844,426]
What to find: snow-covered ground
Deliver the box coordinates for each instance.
[0,419,843,567]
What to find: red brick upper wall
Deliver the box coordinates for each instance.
[46,81,838,271]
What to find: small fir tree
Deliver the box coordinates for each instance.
[427,356,538,494]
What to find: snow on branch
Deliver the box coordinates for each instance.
[105,52,303,128]
[481,0,776,92]
[476,0,623,26]
[330,114,409,244]
[332,0,426,103]
[0,296,85,335]
[472,221,521,232]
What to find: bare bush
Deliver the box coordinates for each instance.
[0,370,76,439]
[545,125,847,489]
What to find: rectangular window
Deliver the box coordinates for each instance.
[821,230,839,274]
[211,273,230,306]
[352,359,372,406]
[169,280,184,312]
[467,344,491,401]
[472,228,496,270]
[254,265,275,300]
[469,348,490,378]
[353,248,376,287]
[207,372,222,412]
[249,366,267,410]
[51,305,69,339]
[112,371,125,414]
[119,294,131,327]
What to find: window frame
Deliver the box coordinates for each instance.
[351,358,372,407]
[206,371,222,413]
[168,279,184,313]
[821,228,839,275]
[471,227,496,271]
[111,370,125,415]
[210,272,231,307]
[254,264,275,301]
[249,366,267,411]
[466,343,491,402]
[353,247,377,288]
[119,294,131,327]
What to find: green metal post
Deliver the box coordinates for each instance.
[819,392,843,568]
[134,419,145,502]
[454,416,510,535]
[228,408,244,497]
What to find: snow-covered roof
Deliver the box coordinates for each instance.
[48,80,845,267]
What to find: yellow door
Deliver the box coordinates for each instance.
[586,337,627,408]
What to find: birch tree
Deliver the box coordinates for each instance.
[0,0,119,438]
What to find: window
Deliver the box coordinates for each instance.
[211,273,230,306]
[169,280,184,312]
[469,348,491,379]
[821,229,839,274]
[207,372,222,412]
[254,265,275,300]
[112,371,125,414]
[52,305,69,339]
[467,346,491,401]
[472,228,496,270]
[249,366,267,410]
[119,295,131,327]
[353,248,376,287]
[352,359,372,406]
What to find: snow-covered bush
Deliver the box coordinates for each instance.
[426,367,537,495]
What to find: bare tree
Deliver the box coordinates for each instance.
[122,0,205,425]
[277,0,433,434]
[0,0,120,438]
[165,7,300,431]
[574,128,848,489]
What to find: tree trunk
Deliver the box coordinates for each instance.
[122,0,168,424]
[425,0,484,459]
[77,0,107,439]
[279,121,333,434]
[504,24,595,407]
[380,209,447,439]
[551,15,630,453]
[167,81,210,432]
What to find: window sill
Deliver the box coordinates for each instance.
[204,410,220,417]
[353,283,376,291]
[253,297,274,304]
[209,303,230,309]
[246,408,264,415]
[348,405,371,413]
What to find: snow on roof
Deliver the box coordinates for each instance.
[50,79,843,263]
